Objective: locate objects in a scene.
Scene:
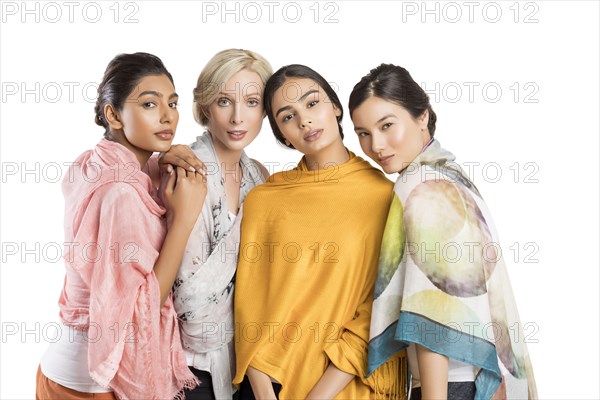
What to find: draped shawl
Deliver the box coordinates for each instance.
[368,140,537,399]
[233,151,404,399]
[59,138,198,400]
[172,132,265,398]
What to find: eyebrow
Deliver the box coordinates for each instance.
[218,92,262,98]
[275,89,319,117]
[354,113,396,132]
[137,91,179,99]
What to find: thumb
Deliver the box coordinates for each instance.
[160,168,176,198]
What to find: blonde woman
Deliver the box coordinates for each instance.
[159,49,272,400]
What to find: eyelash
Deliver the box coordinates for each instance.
[217,98,232,106]
[281,99,319,123]
[356,122,393,138]
[143,101,178,109]
[217,98,261,107]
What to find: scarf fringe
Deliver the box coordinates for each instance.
[173,375,201,400]
[367,350,407,400]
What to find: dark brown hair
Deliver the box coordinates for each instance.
[263,64,344,149]
[94,52,174,138]
[349,64,437,137]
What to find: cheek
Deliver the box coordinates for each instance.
[388,127,412,151]
[318,105,335,122]
[278,123,292,140]
[247,107,265,127]
[209,108,229,128]
[358,137,372,155]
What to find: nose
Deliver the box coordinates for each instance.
[298,112,312,129]
[161,103,177,125]
[371,132,385,153]
[231,102,243,124]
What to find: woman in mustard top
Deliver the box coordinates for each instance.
[233,64,404,400]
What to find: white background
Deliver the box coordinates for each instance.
[1,1,598,398]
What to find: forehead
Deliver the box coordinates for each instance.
[222,69,264,94]
[352,96,409,123]
[272,77,322,106]
[127,74,175,97]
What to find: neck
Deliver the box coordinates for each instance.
[421,130,432,147]
[304,138,349,171]
[210,134,244,178]
[109,133,151,168]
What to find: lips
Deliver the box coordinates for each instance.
[155,130,173,140]
[303,129,322,142]
[227,130,247,141]
[379,155,394,165]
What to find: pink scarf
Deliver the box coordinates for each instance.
[59,139,198,399]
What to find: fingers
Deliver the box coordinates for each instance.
[176,165,187,182]
[165,165,177,191]
[179,152,206,175]
[158,164,177,204]
[159,145,207,175]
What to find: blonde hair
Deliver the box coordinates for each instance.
[192,49,273,126]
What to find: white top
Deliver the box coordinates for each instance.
[40,323,111,393]
[407,342,477,388]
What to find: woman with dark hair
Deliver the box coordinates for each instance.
[349,63,537,400]
[36,52,204,400]
[233,64,403,400]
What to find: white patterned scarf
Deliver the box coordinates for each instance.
[172,132,265,398]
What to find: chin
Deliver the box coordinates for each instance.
[380,165,394,174]
[154,142,173,152]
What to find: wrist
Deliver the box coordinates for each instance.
[168,212,197,231]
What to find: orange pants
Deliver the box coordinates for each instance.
[36,365,116,400]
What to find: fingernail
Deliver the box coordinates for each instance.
[189,167,196,172]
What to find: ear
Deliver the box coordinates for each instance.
[104,104,123,130]
[333,103,342,118]
[418,109,429,129]
[201,105,211,121]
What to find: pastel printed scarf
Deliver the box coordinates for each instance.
[368,140,537,399]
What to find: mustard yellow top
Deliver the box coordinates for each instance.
[234,152,403,399]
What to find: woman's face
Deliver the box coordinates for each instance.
[115,74,179,161]
[271,77,342,156]
[205,68,265,154]
[352,96,429,174]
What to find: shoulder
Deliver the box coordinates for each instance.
[250,158,270,181]
[89,181,145,211]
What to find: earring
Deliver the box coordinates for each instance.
[284,139,291,146]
